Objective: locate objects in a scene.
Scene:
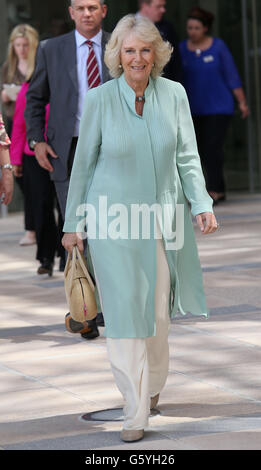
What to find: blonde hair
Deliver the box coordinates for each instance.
[6,24,39,82]
[104,14,173,79]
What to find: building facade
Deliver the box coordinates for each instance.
[1,0,260,208]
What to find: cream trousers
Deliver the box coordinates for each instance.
[106,236,171,430]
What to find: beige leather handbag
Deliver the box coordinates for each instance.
[64,246,97,323]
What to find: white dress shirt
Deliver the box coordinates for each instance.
[74,29,103,136]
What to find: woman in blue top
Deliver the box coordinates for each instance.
[179,7,249,204]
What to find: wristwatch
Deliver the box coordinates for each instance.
[0,163,13,171]
[29,139,39,151]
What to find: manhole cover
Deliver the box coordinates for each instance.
[81,408,160,422]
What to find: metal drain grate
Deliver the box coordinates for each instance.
[81,408,160,422]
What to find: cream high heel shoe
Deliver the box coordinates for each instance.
[120,429,144,442]
[120,393,160,442]
[150,393,160,409]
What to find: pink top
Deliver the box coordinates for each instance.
[10,82,49,165]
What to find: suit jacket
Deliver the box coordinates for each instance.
[25,30,111,181]
[155,19,183,84]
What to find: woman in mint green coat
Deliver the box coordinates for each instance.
[63,15,218,443]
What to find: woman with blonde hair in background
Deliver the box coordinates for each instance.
[1,24,39,245]
[9,29,58,277]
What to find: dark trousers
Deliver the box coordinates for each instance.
[193,115,231,193]
[4,116,34,230]
[23,154,58,263]
[55,138,99,309]
[54,138,79,267]
[54,137,78,220]
[15,175,35,231]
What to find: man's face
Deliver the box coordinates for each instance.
[142,0,166,23]
[69,0,107,38]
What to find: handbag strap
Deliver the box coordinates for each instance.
[64,245,95,295]
[64,248,74,296]
[74,246,95,292]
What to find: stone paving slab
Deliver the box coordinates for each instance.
[0,193,261,450]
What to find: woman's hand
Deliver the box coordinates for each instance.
[196,212,218,234]
[13,165,23,178]
[1,89,11,104]
[62,232,84,254]
[239,102,250,119]
[0,169,14,205]
[233,89,250,119]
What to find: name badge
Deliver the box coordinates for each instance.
[203,55,214,63]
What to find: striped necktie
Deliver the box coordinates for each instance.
[86,40,101,89]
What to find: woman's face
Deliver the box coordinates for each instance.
[120,33,155,85]
[186,19,208,43]
[13,37,30,60]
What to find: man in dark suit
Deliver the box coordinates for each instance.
[138,0,183,83]
[25,0,111,340]
[25,0,110,217]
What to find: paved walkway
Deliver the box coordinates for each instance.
[0,192,261,450]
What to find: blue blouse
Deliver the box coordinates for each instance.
[179,37,242,116]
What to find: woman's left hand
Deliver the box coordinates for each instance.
[196,212,219,234]
[0,169,14,205]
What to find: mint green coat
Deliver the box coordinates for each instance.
[64,74,213,338]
